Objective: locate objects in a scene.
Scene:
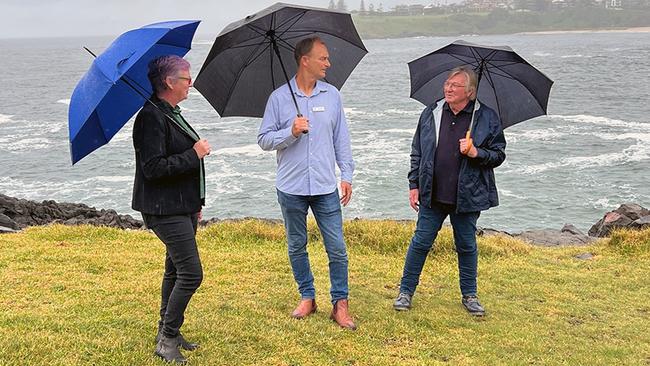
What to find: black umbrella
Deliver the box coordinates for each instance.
[194,2,368,118]
[408,40,553,136]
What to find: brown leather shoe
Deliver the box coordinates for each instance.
[330,299,357,330]
[291,299,317,319]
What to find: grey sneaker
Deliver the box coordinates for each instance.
[462,295,485,316]
[393,293,412,311]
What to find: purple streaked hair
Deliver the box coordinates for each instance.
[147,55,190,94]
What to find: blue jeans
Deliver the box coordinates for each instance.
[277,189,349,303]
[399,202,480,297]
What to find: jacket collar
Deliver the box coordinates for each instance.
[433,98,481,113]
[430,99,483,145]
[149,96,198,141]
[443,100,475,114]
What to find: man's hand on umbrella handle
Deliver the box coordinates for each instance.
[409,188,419,212]
[292,116,309,137]
[194,139,211,159]
[460,131,477,158]
[340,181,352,206]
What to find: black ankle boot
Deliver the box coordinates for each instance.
[156,328,199,351]
[155,335,187,364]
[177,333,199,351]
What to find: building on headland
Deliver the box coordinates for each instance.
[349,0,649,14]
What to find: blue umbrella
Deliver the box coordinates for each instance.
[68,20,200,165]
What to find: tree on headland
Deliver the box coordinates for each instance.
[328,0,336,9]
[337,0,348,11]
[369,3,375,13]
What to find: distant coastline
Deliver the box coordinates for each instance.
[518,26,650,35]
[353,8,650,39]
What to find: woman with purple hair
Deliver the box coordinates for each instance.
[131,55,211,364]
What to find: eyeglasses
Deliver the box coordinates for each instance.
[176,76,192,84]
[444,81,466,89]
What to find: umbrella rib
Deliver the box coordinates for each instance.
[486,60,525,70]
[224,36,270,50]
[221,41,273,114]
[245,23,268,37]
[275,37,298,53]
[484,61,546,112]
[468,47,484,65]
[242,11,302,48]
[481,68,504,120]
[227,22,304,53]
[295,29,368,52]
[446,53,480,67]
[272,10,277,32]
[483,63,518,80]
[471,48,498,64]
[275,10,308,33]
[270,11,310,55]
[277,32,317,43]
[242,20,288,69]
[270,42,276,91]
[469,48,505,118]
[242,42,273,70]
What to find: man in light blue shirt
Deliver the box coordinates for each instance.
[258,36,356,330]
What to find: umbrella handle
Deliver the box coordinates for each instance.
[463,130,473,154]
[297,113,308,134]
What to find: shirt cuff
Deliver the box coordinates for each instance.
[282,126,299,146]
[340,171,353,184]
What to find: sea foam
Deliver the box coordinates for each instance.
[0,114,13,124]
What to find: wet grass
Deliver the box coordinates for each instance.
[1,222,649,365]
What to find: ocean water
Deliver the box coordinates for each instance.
[0,32,648,232]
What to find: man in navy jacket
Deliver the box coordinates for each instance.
[393,66,506,316]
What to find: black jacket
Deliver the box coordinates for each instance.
[408,99,506,213]
[131,97,204,215]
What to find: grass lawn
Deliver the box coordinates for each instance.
[1,221,649,365]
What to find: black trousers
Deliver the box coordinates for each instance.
[143,213,203,338]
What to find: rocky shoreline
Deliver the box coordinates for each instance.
[1,194,648,247]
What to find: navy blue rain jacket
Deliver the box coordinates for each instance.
[408,99,506,213]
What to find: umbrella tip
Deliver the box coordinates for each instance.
[83,46,97,58]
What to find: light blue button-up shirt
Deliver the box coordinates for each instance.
[258,77,355,196]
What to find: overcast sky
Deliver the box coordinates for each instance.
[1,0,451,39]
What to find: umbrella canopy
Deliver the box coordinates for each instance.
[68,20,200,164]
[194,2,367,118]
[408,40,553,129]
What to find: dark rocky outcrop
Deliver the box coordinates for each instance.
[516,224,595,247]
[0,194,143,231]
[479,224,595,247]
[2,192,649,246]
[0,212,20,231]
[589,203,650,237]
[478,203,650,246]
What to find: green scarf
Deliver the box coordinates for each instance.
[169,105,205,201]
